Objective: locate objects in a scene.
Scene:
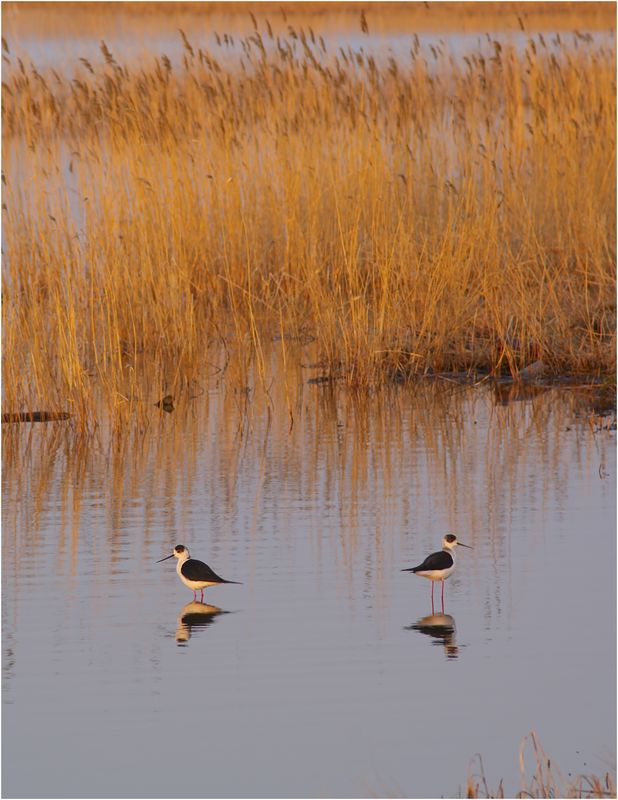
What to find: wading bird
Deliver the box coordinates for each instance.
[402,534,471,612]
[157,545,240,600]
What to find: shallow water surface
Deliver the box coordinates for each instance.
[2,370,615,798]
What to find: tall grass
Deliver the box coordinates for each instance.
[2,16,615,426]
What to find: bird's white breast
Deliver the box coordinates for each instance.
[415,565,455,581]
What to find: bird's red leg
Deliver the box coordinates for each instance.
[431,582,435,614]
[441,580,445,613]
[200,589,204,602]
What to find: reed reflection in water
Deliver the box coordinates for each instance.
[2,349,615,798]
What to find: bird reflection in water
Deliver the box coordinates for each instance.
[406,614,459,660]
[175,601,227,645]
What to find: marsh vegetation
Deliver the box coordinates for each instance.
[2,4,616,429]
[465,732,616,798]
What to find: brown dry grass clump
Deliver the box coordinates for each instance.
[2,15,616,426]
[466,731,616,799]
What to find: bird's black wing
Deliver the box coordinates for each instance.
[402,550,453,573]
[182,559,241,584]
[183,559,226,583]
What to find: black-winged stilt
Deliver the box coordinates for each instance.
[157,545,240,600]
[402,534,471,612]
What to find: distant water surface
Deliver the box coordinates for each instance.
[2,7,614,75]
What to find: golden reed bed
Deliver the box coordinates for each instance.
[2,4,616,427]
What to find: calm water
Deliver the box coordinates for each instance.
[2,357,616,798]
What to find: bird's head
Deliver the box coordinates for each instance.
[157,544,190,563]
[442,533,472,551]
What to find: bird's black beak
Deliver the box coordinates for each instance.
[458,542,472,549]
[157,553,175,562]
